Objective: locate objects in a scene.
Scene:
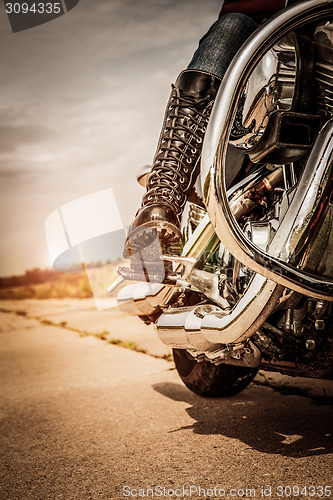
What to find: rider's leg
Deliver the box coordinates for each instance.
[124,13,258,258]
[187,12,258,78]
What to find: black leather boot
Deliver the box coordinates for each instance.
[124,70,221,258]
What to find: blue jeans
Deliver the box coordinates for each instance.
[187,13,258,79]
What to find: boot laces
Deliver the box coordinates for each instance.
[142,87,212,214]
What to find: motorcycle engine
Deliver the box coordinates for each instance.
[229,22,333,164]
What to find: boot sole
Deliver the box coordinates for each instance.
[124,221,182,259]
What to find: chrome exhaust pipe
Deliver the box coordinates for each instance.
[156,282,283,347]
[157,302,262,366]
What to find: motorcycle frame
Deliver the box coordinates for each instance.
[117,0,333,350]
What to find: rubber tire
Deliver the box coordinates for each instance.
[173,348,258,398]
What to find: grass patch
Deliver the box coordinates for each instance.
[0,268,94,300]
[2,306,174,364]
[92,330,109,340]
[0,264,121,300]
[15,310,27,316]
[0,288,35,300]
[107,339,174,362]
[154,353,173,362]
[109,338,147,354]
[41,319,54,326]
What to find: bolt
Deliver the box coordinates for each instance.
[305,339,316,350]
[315,319,325,331]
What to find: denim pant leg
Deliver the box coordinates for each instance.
[187,13,258,79]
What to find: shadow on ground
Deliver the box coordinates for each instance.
[153,382,333,458]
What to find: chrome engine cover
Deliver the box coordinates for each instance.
[229,33,297,151]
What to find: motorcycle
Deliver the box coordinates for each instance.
[111,0,333,397]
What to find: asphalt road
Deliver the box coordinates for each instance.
[0,309,332,500]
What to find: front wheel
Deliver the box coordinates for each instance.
[173,349,258,397]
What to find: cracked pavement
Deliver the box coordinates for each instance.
[0,301,332,499]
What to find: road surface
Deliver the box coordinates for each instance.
[0,306,332,499]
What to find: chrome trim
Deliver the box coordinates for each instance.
[230,33,297,150]
[201,0,333,301]
[117,282,168,316]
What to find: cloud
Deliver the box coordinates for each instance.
[0,124,59,154]
[0,0,221,275]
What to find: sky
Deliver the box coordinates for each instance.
[0,0,221,276]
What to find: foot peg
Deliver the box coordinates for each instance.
[118,255,177,284]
